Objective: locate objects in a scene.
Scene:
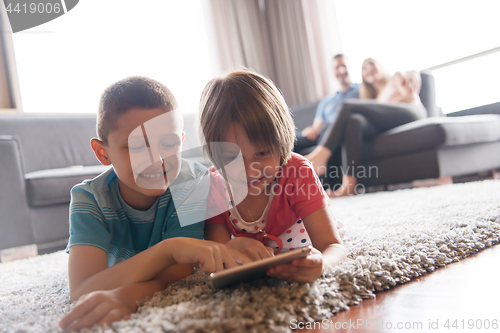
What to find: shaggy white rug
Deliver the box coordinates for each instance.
[1,180,499,333]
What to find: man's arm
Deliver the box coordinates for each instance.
[301,118,325,141]
[311,118,324,132]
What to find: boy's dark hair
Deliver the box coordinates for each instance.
[97,76,178,144]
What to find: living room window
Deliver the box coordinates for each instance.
[430,49,500,113]
[5,0,217,114]
[334,0,500,114]
[3,1,499,115]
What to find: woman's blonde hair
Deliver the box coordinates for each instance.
[359,58,391,99]
[199,69,295,167]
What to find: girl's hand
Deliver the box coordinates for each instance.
[404,70,421,94]
[392,71,411,96]
[225,237,274,261]
[170,238,252,274]
[266,247,323,283]
[59,289,133,331]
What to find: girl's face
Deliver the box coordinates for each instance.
[221,123,281,197]
[362,58,384,85]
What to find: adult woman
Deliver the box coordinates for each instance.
[306,58,427,197]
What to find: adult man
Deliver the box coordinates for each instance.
[295,54,359,150]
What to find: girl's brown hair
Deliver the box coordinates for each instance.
[199,69,295,167]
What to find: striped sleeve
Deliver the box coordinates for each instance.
[66,184,111,253]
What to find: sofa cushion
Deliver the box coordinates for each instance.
[25,165,109,206]
[364,114,500,161]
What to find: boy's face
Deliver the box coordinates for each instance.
[103,108,184,209]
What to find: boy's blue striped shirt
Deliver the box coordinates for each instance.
[66,159,207,267]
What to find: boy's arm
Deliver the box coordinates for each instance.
[60,263,193,331]
[68,243,176,301]
[112,263,193,308]
[68,245,108,301]
[68,237,250,301]
[205,222,274,261]
[113,262,193,307]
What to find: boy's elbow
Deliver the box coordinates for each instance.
[69,281,93,302]
[69,286,85,302]
[69,292,79,303]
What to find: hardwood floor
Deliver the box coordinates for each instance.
[297,244,500,332]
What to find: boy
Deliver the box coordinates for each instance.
[59,77,249,331]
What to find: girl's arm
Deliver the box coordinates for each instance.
[267,206,347,283]
[301,206,347,268]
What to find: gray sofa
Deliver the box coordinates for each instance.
[0,113,205,254]
[291,73,500,188]
[0,115,106,254]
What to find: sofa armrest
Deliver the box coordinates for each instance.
[290,101,319,131]
[447,101,500,117]
[0,136,35,250]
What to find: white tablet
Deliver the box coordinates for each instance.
[209,246,312,288]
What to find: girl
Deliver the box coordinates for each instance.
[199,70,347,284]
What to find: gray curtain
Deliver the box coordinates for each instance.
[207,0,338,107]
[0,5,13,109]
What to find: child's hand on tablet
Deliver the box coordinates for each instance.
[171,238,252,273]
[225,237,275,261]
[266,247,323,283]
